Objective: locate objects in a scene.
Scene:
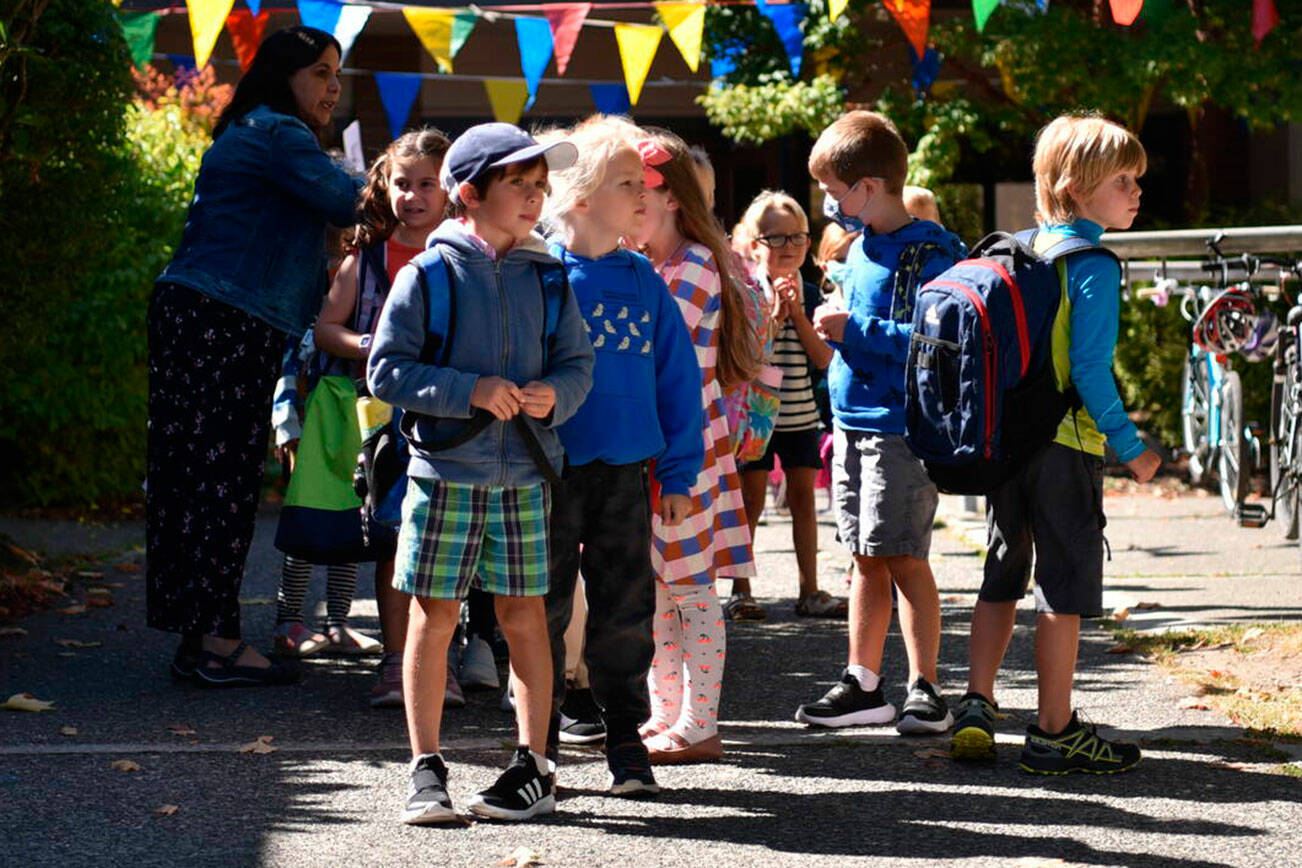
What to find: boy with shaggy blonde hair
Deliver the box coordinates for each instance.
[950,114,1161,774]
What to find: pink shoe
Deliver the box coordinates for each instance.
[369,652,403,709]
[273,622,327,658]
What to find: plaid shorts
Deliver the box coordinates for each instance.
[392,478,551,599]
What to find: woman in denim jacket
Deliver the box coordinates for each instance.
[148,27,363,688]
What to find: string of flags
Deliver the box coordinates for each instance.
[118,0,1285,134]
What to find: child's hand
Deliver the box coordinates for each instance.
[775,277,803,320]
[520,381,556,420]
[814,306,849,343]
[659,493,692,527]
[470,376,523,420]
[1124,448,1161,484]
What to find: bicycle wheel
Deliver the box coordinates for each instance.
[1181,355,1212,485]
[1269,341,1300,539]
[1217,370,1251,514]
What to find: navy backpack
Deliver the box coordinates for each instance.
[904,230,1118,494]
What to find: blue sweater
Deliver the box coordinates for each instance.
[829,219,965,434]
[550,244,704,498]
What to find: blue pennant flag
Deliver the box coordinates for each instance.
[297,0,344,35]
[514,17,554,110]
[374,72,423,140]
[759,4,808,78]
[589,83,631,115]
[909,45,941,96]
[246,0,262,15]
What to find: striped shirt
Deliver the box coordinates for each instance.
[772,319,821,431]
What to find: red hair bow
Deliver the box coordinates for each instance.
[636,139,672,189]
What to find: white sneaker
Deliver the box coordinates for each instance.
[458,636,501,690]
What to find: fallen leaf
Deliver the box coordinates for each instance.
[76,571,105,580]
[3,693,55,712]
[912,748,950,760]
[57,652,76,658]
[58,604,87,616]
[1209,670,1227,679]
[166,724,197,737]
[1215,760,1254,771]
[84,593,114,608]
[239,735,277,754]
[153,804,180,816]
[59,726,78,736]
[102,582,126,589]
[1133,601,1162,611]
[1241,627,1266,643]
[54,639,102,648]
[6,544,39,566]
[499,846,544,867]
[114,562,141,574]
[39,579,66,595]
[110,759,142,773]
[0,627,27,638]
[1178,697,1210,711]
[1105,644,1134,654]
[1112,608,1130,622]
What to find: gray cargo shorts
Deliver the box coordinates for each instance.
[832,427,938,560]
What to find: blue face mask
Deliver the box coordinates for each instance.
[822,259,852,290]
[822,192,864,233]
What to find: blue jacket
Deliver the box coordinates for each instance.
[367,221,595,487]
[157,105,363,336]
[829,219,965,434]
[549,244,704,498]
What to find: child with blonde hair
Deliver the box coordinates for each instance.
[631,127,764,764]
[540,114,704,794]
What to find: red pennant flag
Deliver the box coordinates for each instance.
[881,0,930,60]
[1253,0,1280,47]
[226,10,270,72]
[1108,0,1143,26]
[543,3,591,77]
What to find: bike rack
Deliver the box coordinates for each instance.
[1102,225,1302,259]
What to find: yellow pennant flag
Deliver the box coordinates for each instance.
[655,3,705,73]
[614,23,662,107]
[829,0,850,22]
[187,0,236,68]
[483,80,531,126]
[403,8,456,73]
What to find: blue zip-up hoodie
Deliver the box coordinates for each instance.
[829,219,965,433]
[158,105,363,336]
[549,244,704,498]
[367,221,595,487]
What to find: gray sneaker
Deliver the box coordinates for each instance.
[402,754,457,825]
[458,635,501,690]
[895,677,953,735]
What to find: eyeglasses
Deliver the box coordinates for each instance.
[757,232,811,249]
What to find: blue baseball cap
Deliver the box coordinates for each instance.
[440,123,578,203]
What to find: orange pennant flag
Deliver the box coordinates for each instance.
[226,10,269,72]
[544,3,591,76]
[881,0,930,59]
[1108,0,1143,26]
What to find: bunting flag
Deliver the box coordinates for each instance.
[246,0,261,15]
[828,0,849,22]
[483,79,531,125]
[655,2,706,73]
[882,1,929,59]
[333,6,372,62]
[515,17,555,108]
[613,22,662,106]
[403,8,456,73]
[543,3,590,76]
[451,12,477,59]
[120,11,160,69]
[1253,0,1279,46]
[226,10,269,72]
[909,44,940,95]
[296,1,370,61]
[374,72,423,139]
[972,0,999,32]
[759,3,808,77]
[589,82,632,115]
[1108,0,1143,26]
[187,0,236,68]
[296,0,342,33]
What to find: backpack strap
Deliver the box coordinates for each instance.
[890,241,945,324]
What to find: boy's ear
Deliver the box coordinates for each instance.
[457,181,481,209]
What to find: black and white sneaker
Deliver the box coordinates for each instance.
[794,668,896,727]
[607,739,660,797]
[402,754,458,825]
[896,677,954,735]
[558,688,607,745]
[466,746,556,821]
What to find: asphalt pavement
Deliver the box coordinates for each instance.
[2,486,1300,868]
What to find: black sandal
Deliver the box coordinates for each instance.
[193,641,300,688]
[170,634,203,681]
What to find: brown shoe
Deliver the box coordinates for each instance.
[646,732,723,765]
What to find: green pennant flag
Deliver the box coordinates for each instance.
[451,12,477,59]
[120,11,160,69]
[973,0,1000,32]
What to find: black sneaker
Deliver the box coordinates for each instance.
[1019,712,1141,775]
[896,677,954,735]
[606,739,660,797]
[950,692,998,761]
[558,688,607,745]
[467,746,556,821]
[794,668,896,727]
[402,754,457,825]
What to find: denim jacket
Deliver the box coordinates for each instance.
[157,105,363,336]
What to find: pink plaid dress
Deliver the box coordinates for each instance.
[651,242,756,586]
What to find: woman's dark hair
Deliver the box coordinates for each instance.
[213,26,342,139]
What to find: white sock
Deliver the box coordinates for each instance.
[410,752,443,771]
[846,665,879,692]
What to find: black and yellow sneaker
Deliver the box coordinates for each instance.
[950,692,998,761]
[1019,712,1141,775]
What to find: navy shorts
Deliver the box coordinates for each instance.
[740,427,825,473]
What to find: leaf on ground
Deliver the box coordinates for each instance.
[1215,760,1255,771]
[499,846,544,867]
[102,582,126,589]
[39,579,66,595]
[1133,601,1162,611]
[84,592,114,608]
[110,759,142,772]
[153,804,180,816]
[114,562,141,574]
[4,693,55,712]
[76,571,105,580]
[54,639,102,648]
[1241,627,1266,642]
[1105,644,1133,654]
[58,604,87,616]
[1178,697,1211,711]
[167,724,197,736]
[1112,608,1130,622]
[0,627,27,638]
[57,652,76,658]
[6,544,39,566]
[1209,669,1227,679]
[239,735,277,754]
[912,748,950,760]
[59,726,78,736]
